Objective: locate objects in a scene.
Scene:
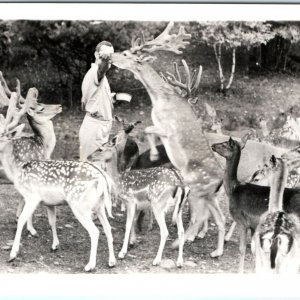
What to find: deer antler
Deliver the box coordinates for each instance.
[0,71,12,98]
[5,85,38,132]
[130,22,191,55]
[163,59,202,103]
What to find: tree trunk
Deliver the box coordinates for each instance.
[67,76,73,108]
[226,48,236,90]
[213,43,225,92]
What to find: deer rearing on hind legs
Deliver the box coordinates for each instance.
[111,21,226,258]
[88,134,190,268]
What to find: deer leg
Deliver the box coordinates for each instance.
[9,198,40,262]
[46,206,59,251]
[238,226,248,273]
[16,199,38,237]
[16,199,24,220]
[225,221,237,242]
[118,202,136,259]
[145,132,159,161]
[197,218,209,239]
[129,210,138,246]
[206,197,225,258]
[172,196,209,248]
[97,203,116,268]
[152,204,169,266]
[175,203,185,268]
[145,126,168,161]
[70,204,100,272]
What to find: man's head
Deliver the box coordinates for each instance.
[94,41,114,67]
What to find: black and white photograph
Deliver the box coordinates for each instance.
[1,2,300,298]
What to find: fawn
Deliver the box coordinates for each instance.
[88,136,190,267]
[212,135,300,273]
[252,156,300,273]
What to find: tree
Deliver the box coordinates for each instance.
[196,21,275,93]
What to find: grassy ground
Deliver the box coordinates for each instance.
[0,70,300,274]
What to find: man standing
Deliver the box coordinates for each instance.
[79,41,115,161]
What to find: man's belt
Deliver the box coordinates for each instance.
[86,112,111,121]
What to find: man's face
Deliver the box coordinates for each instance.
[98,45,114,69]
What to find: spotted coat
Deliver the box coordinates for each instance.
[16,160,111,205]
[117,166,186,207]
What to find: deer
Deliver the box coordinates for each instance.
[88,134,190,268]
[113,115,141,172]
[111,22,227,258]
[0,74,62,239]
[252,156,300,274]
[0,95,116,271]
[211,135,300,273]
[111,22,300,256]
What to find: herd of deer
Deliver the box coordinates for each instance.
[1,22,300,273]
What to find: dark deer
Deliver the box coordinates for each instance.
[212,135,300,273]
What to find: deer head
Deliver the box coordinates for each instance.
[27,103,62,124]
[111,22,191,72]
[211,134,250,159]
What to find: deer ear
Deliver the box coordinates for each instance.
[240,133,250,149]
[26,108,35,117]
[270,155,277,166]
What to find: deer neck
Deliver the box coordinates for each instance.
[132,63,177,105]
[261,123,269,137]
[223,149,240,195]
[269,161,288,212]
[0,142,21,182]
[27,116,56,159]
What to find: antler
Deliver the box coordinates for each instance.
[0,71,11,107]
[163,59,202,103]
[5,85,38,132]
[130,22,191,55]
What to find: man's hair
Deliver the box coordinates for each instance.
[95,41,113,52]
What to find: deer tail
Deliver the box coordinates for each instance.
[98,171,114,219]
[172,185,190,225]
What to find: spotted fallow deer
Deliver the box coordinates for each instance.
[112,22,226,257]
[88,135,190,268]
[0,74,62,238]
[0,96,115,271]
[252,156,300,274]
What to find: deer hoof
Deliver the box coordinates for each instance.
[84,263,96,272]
[108,258,116,268]
[197,231,207,239]
[50,247,58,253]
[8,252,18,263]
[210,250,223,258]
[118,251,126,259]
[171,240,179,249]
[28,230,38,238]
[176,259,183,268]
[152,258,161,266]
[150,153,160,162]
